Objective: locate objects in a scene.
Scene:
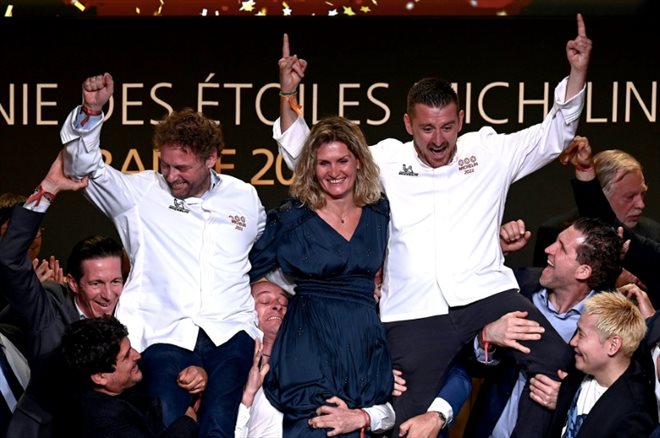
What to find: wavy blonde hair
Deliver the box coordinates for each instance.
[290,116,381,209]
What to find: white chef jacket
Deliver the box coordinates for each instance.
[61,106,266,352]
[275,78,584,323]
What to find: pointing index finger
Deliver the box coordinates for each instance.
[282,33,290,57]
[576,13,586,37]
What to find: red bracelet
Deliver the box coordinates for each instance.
[26,185,56,207]
[482,326,490,363]
[80,105,102,127]
[359,409,370,438]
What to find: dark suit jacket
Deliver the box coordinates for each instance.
[76,389,197,438]
[0,206,80,438]
[572,177,660,305]
[533,207,660,268]
[463,267,547,438]
[547,359,656,438]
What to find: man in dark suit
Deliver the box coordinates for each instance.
[0,152,124,438]
[460,217,622,438]
[561,136,660,305]
[61,316,200,437]
[548,292,656,438]
[533,137,660,268]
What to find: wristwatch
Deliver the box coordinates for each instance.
[434,411,447,430]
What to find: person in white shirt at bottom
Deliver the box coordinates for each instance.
[274,14,592,438]
[235,280,395,437]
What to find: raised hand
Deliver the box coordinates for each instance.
[279,33,307,94]
[559,135,592,169]
[619,282,654,319]
[83,72,114,112]
[241,339,269,407]
[565,14,592,100]
[500,219,532,255]
[566,14,592,74]
[33,258,54,284]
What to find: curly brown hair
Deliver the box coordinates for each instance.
[153,108,224,160]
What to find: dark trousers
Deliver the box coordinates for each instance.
[140,330,254,438]
[385,289,572,437]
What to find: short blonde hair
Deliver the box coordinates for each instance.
[289,116,381,210]
[584,292,647,357]
[594,150,644,195]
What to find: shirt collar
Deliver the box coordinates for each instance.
[538,288,595,319]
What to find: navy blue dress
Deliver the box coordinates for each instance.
[249,197,393,437]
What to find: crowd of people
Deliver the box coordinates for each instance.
[0,12,659,438]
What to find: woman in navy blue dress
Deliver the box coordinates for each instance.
[249,116,393,437]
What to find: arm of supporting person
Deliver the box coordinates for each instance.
[0,152,87,324]
[394,364,472,437]
[308,396,395,436]
[566,141,660,295]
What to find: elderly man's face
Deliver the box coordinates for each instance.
[605,171,647,228]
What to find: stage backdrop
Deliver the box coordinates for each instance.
[1,15,658,268]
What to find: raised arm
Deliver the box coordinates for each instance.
[83,73,114,113]
[278,33,307,133]
[564,13,592,101]
[61,73,115,179]
[0,152,87,336]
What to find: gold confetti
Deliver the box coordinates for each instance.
[135,6,141,14]
[342,6,355,16]
[360,6,370,13]
[325,1,334,6]
[240,0,256,12]
[4,5,12,16]
[256,7,267,15]
[328,8,338,16]
[282,1,292,15]
[70,0,85,11]
[154,0,163,16]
